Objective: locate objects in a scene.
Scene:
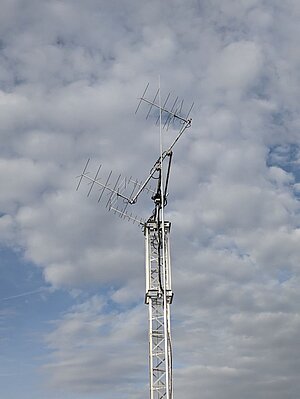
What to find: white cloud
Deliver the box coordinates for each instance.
[44,295,147,397]
[1,0,300,398]
[208,40,263,92]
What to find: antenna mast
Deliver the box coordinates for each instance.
[76,82,193,399]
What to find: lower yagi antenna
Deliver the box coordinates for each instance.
[76,160,153,223]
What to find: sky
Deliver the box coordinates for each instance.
[0,0,300,398]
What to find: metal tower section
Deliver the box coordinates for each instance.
[145,219,173,399]
[76,82,193,399]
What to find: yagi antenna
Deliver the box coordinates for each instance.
[136,83,193,127]
[76,162,154,225]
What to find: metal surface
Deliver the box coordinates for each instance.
[145,221,173,399]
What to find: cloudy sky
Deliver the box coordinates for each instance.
[1,0,300,398]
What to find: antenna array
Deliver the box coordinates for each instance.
[76,84,193,225]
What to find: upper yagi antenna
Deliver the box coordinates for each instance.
[136,83,193,127]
